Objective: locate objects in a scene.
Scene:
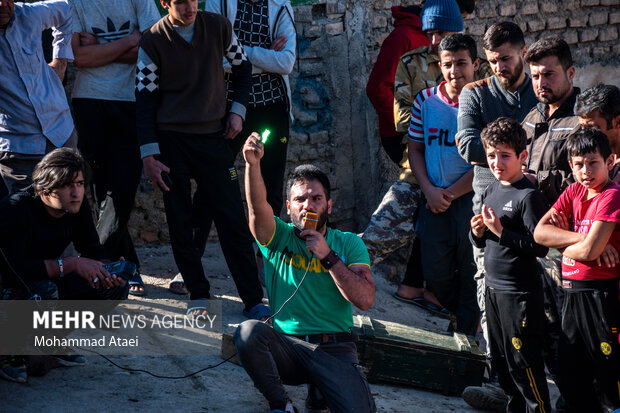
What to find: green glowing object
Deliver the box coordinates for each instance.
[261,129,271,144]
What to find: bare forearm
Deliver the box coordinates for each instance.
[244,162,274,242]
[329,264,375,310]
[446,169,474,199]
[73,35,137,68]
[563,242,599,261]
[43,256,83,278]
[409,146,433,194]
[48,58,67,82]
[534,224,585,249]
[114,46,138,64]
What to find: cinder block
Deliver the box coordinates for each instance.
[588,12,608,26]
[547,17,567,30]
[527,20,546,32]
[579,27,599,42]
[599,26,618,42]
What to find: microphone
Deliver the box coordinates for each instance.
[303,212,318,230]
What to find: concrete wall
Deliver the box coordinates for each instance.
[58,0,619,244]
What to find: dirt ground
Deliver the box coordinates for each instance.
[0,243,558,412]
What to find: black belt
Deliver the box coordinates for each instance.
[289,332,357,344]
[562,278,619,290]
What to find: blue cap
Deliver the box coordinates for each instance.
[421,0,463,33]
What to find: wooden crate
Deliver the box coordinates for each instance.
[221,317,486,395]
[351,315,486,395]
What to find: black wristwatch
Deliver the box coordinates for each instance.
[320,250,339,270]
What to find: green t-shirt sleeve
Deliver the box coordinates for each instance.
[343,234,371,268]
[256,216,287,255]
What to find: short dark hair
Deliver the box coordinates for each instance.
[439,33,478,62]
[482,21,525,51]
[480,117,527,154]
[286,164,331,200]
[566,128,612,161]
[32,148,88,196]
[574,84,620,129]
[524,36,573,71]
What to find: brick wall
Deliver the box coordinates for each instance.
[41,0,619,244]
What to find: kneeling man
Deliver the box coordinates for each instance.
[235,133,376,413]
[0,148,128,301]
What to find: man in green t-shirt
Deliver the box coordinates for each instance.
[234,133,377,413]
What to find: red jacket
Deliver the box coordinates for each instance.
[366,6,429,138]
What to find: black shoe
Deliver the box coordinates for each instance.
[462,383,508,412]
[0,356,27,383]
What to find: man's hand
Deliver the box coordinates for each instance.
[71,257,118,289]
[482,204,503,238]
[126,28,142,48]
[300,229,331,259]
[224,113,243,140]
[550,209,569,230]
[270,35,287,51]
[142,155,171,191]
[243,132,264,166]
[48,58,68,82]
[597,243,619,268]
[425,186,453,213]
[79,32,98,46]
[471,213,486,238]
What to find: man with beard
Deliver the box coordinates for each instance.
[457,21,538,411]
[234,133,376,413]
[523,37,580,205]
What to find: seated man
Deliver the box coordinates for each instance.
[0,147,129,300]
[0,148,128,383]
[235,133,376,413]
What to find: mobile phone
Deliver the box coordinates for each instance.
[161,171,173,189]
[104,260,137,281]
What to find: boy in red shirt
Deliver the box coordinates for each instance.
[534,128,620,412]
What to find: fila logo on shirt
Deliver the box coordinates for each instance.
[502,200,513,212]
[428,128,454,146]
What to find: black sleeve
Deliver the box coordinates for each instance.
[72,198,108,261]
[498,190,549,257]
[469,185,489,249]
[469,229,488,249]
[0,201,47,283]
[135,45,161,154]
[224,32,251,111]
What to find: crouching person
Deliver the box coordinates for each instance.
[0,148,128,382]
[235,133,377,413]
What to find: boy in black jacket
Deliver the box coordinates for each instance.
[470,117,551,413]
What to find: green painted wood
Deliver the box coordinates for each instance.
[352,316,486,395]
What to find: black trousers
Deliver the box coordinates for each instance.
[556,280,620,413]
[417,194,478,335]
[72,99,142,267]
[486,287,550,413]
[400,237,424,289]
[158,130,263,310]
[234,320,376,412]
[191,102,290,255]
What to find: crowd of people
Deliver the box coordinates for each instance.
[0,0,618,412]
[366,0,619,412]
